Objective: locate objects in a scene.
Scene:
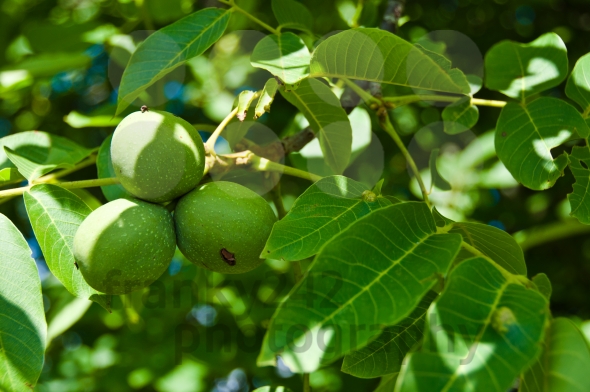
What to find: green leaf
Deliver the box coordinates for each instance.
[253,387,293,392]
[442,97,479,135]
[271,0,313,32]
[280,78,352,174]
[47,297,92,344]
[341,291,438,378]
[309,28,470,94]
[521,318,590,392]
[0,131,94,181]
[566,53,590,114]
[567,145,590,225]
[429,149,451,191]
[251,33,311,85]
[0,213,46,392]
[116,8,230,115]
[484,33,568,101]
[255,78,279,119]
[97,135,132,202]
[24,184,110,310]
[0,167,25,187]
[0,52,91,78]
[531,273,552,300]
[448,221,527,275]
[63,111,122,128]
[258,202,462,372]
[495,97,589,191]
[262,176,392,261]
[397,257,548,392]
[236,90,258,121]
[373,374,398,392]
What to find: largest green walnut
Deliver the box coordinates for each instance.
[174,181,277,274]
[73,198,176,294]
[111,110,206,203]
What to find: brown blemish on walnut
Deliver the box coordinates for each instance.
[220,248,236,266]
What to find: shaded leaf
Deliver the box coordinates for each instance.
[258,202,462,372]
[251,33,311,85]
[342,291,438,378]
[116,8,230,115]
[442,97,479,135]
[271,0,313,32]
[0,213,46,392]
[310,28,470,94]
[566,52,590,114]
[0,167,25,187]
[262,176,392,261]
[495,97,589,190]
[280,78,352,174]
[374,374,398,392]
[24,184,110,309]
[568,145,590,225]
[255,78,279,119]
[97,135,132,202]
[236,90,258,121]
[429,149,451,191]
[484,33,568,101]
[397,257,548,392]
[521,318,590,392]
[531,273,552,300]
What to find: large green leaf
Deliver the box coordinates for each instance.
[442,97,479,135]
[495,97,589,190]
[97,134,131,202]
[116,8,230,115]
[341,291,437,378]
[484,33,568,101]
[0,214,46,392]
[397,257,548,392]
[566,53,590,114]
[567,145,590,225]
[24,184,110,309]
[262,176,392,261]
[271,0,313,32]
[258,202,462,372]
[0,131,94,181]
[280,78,352,174]
[309,28,470,94]
[521,317,590,392]
[251,33,311,85]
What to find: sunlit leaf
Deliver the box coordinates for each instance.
[342,291,437,378]
[262,176,393,261]
[236,90,258,121]
[484,33,568,101]
[272,0,313,32]
[251,33,311,85]
[566,53,590,114]
[495,97,589,190]
[258,202,462,372]
[397,257,548,392]
[255,78,279,119]
[253,387,293,392]
[442,97,479,135]
[64,111,122,128]
[521,318,590,392]
[280,78,352,174]
[0,167,24,187]
[0,213,46,392]
[116,8,230,115]
[568,145,590,225]
[24,184,110,309]
[310,28,470,94]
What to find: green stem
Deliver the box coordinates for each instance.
[0,177,120,199]
[205,107,239,153]
[250,155,323,182]
[342,78,380,105]
[383,95,507,108]
[379,115,430,206]
[135,0,154,30]
[351,0,365,28]
[303,373,311,392]
[513,219,590,251]
[217,0,280,35]
[270,177,287,219]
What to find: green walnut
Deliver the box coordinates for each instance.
[111,110,206,203]
[174,181,277,274]
[73,198,176,294]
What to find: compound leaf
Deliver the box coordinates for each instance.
[280,78,352,174]
[484,33,568,101]
[0,214,46,392]
[258,202,462,372]
[116,8,230,115]
[495,97,589,191]
[310,28,470,94]
[397,257,549,392]
[262,176,393,261]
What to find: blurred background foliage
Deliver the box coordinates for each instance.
[2,0,590,391]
